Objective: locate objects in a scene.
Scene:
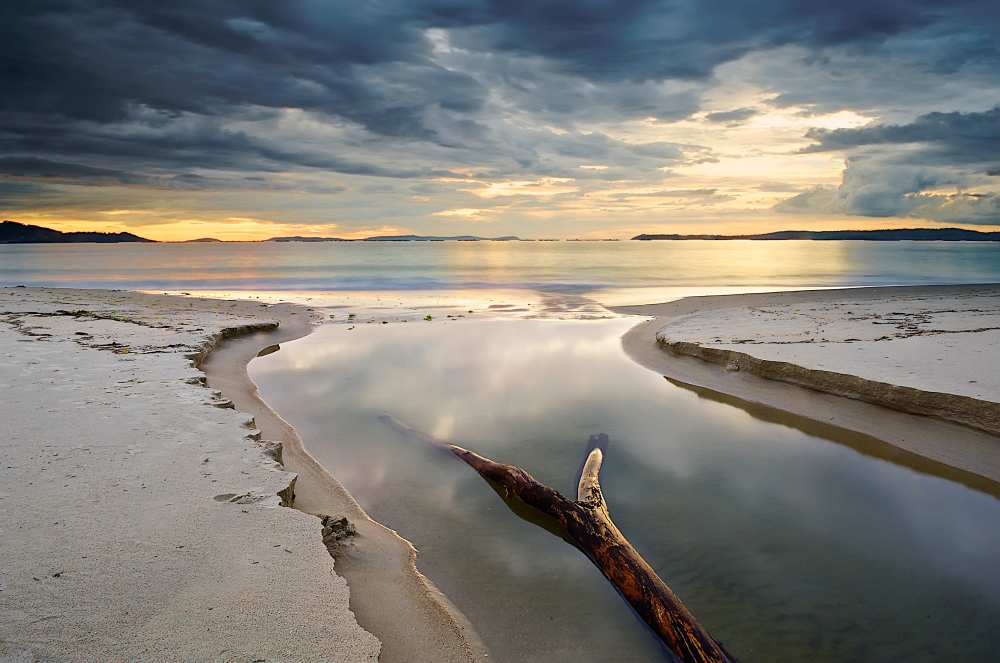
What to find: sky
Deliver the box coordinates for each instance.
[3,1,1000,240]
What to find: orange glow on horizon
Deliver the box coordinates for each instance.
[6,216,999,242]
[2,212,413,242]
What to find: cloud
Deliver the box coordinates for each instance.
[778,183,1000,225]
[0,157,142,184]
[909,192,1000,223]
[431,207,501,220]
[776,108,1000,224]
[462,177,578,198]
[802,107,1000,170]
[726,15,1000,118]
[3,2,485,138]
[447,1,963,84]
[607,188,721,199]
[704,108,760,125]
[4,2,1000,234]
[8,2,996,145]
[776,155,1000,224]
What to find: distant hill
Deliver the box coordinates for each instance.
[633,228,1000,241]
[265,236,352,242]
[362,234,521,241]
[0,223,527,244]
[1,220,154,244]
[266,234,522,242]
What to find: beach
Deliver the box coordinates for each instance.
[3,282,1000,662]
[0,287,483,663]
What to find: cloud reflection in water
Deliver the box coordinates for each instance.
[251,317,1000,662]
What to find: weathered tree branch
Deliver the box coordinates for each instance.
[380,415,737,663]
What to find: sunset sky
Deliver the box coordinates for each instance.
[4,2,1000,240]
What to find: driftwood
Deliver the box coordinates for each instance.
[381,416,737,663]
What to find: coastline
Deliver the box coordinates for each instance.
[613,284,1000,485]
[201,305,489,663]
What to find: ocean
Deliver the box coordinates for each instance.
[3,240,1000,300]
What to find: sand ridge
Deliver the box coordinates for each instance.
[200,306,490,663]
[614,284,1000,484]
[656,285,1000,403]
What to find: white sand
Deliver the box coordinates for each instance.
[0,287,380,662]
[615,284,1000,483]
[656,285,1000,401]
[200,303,488,663]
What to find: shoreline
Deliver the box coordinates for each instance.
[0,288,381,661]
[613,284,1000,486]
[658,338,1000,435]
[200,307,489,663]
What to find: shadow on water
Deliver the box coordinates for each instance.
[665,376,1000,501]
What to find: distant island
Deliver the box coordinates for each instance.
[8,219,997,245]
[362,234,521,242]
[265,234,521,242]
[1,220,154,244]
[1,222,526,244]
[633,228,1000,241]
[266,236,353,242]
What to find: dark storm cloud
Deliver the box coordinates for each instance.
[448,0,970,82]
[0,157,143,184]
[802,107,1000,168]
[7,1,996,129]
[2,1,485,139]
[704,108,760,125]
[3,0,1000,219]
[0,112,456,183]
[0,180,50,204]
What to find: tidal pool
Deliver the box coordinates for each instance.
[250,317,1000,662]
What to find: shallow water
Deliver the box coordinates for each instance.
[251,317,1000,663]
[4,241,1000,301]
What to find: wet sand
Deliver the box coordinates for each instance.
[201,308,488,663]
